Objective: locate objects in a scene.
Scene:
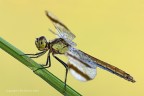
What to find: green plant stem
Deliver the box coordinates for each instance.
[0,37,82,96]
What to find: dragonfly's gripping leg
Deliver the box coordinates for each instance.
[33,51,51,72]
[52,54,68,91]
[21,51,46,58]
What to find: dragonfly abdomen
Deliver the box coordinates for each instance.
[96,62,135,83]
[87,54,136,83]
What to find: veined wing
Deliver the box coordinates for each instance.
[67,47,135,83]
[66,47,97,81]
[45,11,76,46]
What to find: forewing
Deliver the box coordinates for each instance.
[45,11,76,41]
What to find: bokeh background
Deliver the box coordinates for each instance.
[0,0,144,96]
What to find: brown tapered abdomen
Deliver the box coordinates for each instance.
[80,50,136,83]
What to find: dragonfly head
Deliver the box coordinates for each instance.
[35,36,49,51]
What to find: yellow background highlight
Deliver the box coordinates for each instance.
[0,0,143,96]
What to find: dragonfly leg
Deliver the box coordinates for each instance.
[21,51,46,58]
[33,51,51,72]
[42,51,51,67]
[52,54,68,91]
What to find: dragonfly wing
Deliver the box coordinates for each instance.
[67,47,98,68]
[67,55,97,81]
[66,47,97,81]
[45,11,76,46]
[67,47,135,83]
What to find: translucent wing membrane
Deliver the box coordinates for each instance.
[66,47,135,82]
[68,59,97,81]
[67,47,98,68]
[45,11,76,46]
[66,47,97,81]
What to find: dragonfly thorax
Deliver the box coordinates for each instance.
[35,36,49,51]
[51,38,69,54]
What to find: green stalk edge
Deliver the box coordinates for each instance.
[0,37,82,96]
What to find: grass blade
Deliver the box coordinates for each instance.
[0,37,82,96]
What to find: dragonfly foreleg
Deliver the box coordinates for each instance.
[22,51,46,58]
[52,54,68,91]
[33,51,51,72]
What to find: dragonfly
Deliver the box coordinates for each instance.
[24,11,135,89]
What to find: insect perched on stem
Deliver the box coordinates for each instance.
[23,11,135,90]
